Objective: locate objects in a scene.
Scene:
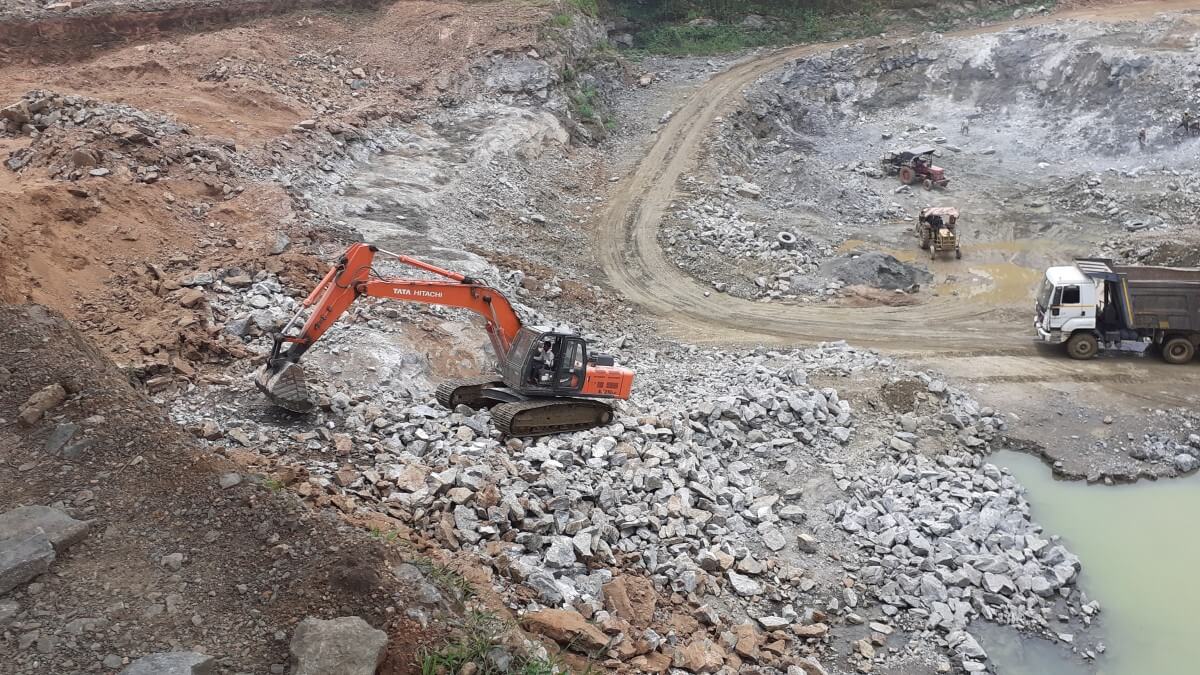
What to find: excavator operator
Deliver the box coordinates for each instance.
[535,338,556,385]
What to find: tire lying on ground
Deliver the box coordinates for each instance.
[777,231,798,250]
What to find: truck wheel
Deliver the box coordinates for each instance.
[1162,337,1195,364]
[1066,332,1098,360]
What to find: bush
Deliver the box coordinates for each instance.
[636,24,783,55]
[569,0,599,17]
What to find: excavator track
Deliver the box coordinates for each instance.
[491,398,615,438]
[435,376,504,410]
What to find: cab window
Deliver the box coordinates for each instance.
[1061,286,1081,304]
[556,339,585,390]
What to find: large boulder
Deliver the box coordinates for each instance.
[0,505,90,551]
[0,531,55,595]
[289,616,388,675]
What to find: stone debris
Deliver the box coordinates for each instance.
[173,321,1047,671]
[671,637,726,673]
[289,616,388,675]
[1124,411,1200,475]
[2,90,245,187]
[521,609,610,652]
[661,174,836,300]
[828,390,1089,671]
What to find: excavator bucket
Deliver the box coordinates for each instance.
[254,362,315,413]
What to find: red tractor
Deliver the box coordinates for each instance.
[881,145,949,189]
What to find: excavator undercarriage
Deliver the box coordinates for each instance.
[435,376,615,437]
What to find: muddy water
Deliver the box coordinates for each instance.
[986,450,1200,675]
[838,236,1063,308]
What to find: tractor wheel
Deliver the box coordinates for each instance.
[1066,332,1098,360]
[923,178,933,190]
[929,243,937,260]
[898,166,915,185]
[1162,337,1195,365]
[955,247,962,259]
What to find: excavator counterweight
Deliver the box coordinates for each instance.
[255,244,634,437]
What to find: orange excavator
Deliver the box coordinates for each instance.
[254,243,635,437]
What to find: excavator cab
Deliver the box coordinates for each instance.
[503,326,592,395]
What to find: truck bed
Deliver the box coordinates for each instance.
[1115,264,1200,284]
[1116,265,1200,333]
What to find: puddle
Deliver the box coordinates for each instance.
[944,262,1043,304]
[987,450,1200,675]
[840,236,1068,306]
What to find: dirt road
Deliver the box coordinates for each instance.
[597,0,1200,469]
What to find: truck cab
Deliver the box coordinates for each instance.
[1034,265,1099,347]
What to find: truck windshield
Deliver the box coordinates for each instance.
[1036,277,1054,311]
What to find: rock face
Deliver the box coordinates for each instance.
[485,56,553,94]
[521,609,610,652]
[119,652,216,675]
[289,616,388,675]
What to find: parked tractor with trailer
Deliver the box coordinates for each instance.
[1034,258,1200,364]
[881,145,950,189]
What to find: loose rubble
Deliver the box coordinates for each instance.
[2,90,250,188]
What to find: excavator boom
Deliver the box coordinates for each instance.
[272,243,521,366]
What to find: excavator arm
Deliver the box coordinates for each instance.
[258,243,524,411]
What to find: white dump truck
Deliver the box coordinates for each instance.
[1034,258,1200,364]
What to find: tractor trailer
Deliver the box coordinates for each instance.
[1034,258,1200,364]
